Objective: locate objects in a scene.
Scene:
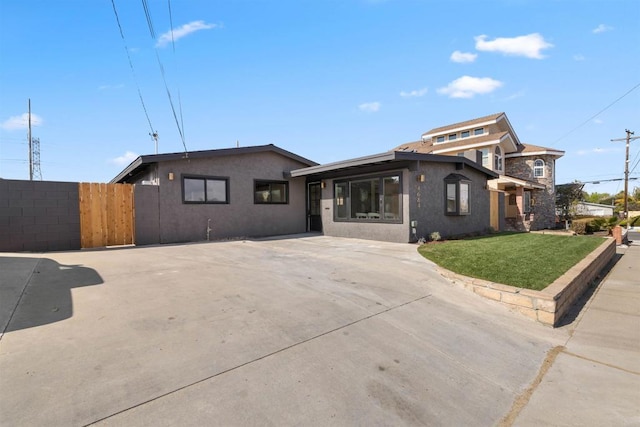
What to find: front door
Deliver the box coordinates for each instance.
[308,182,322,232]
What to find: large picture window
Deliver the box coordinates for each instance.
[444,174,470,215]
[183,176,229,204]
[333,174,401,222]
[254,180,288,204]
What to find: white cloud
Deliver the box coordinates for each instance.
[1,113,43,131]
[110,151,139,166]
[437,76,503,99]
[450,50,477,63]
[573,54,585,61]
[400,88,428,98]
[98,83,125,91]
[156,20,220,48]
[576,147,617,156]
[474,33,553,59]
[592,24,613,34]
[358,102,381,113]
[593,118,604,125]
[503,90,525,101]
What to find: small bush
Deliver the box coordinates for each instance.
[430,231,442,242]
[571,219,588,234]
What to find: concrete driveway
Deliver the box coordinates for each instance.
[0,235,567,426]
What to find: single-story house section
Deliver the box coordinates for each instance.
[575,201,615,217]
[290,150,499,243]
[111,144,317,244]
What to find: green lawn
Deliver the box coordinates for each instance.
[418,233,606,291]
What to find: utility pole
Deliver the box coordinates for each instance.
[612,129,640,230]
[28,99,33,180]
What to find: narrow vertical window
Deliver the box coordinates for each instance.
[533,159,545,177]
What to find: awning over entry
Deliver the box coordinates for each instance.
[488,175,546,191]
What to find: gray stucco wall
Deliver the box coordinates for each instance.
[136,151,308,244]
[0,179,81,252]
[134,185,160,245]
[317,162,492,243]
[319,169,411,243]
[410,163,491,240]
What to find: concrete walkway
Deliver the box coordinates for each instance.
[513,231,640,426]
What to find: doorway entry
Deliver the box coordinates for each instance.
[308,182,322,232]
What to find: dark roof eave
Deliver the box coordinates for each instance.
[291,151,498,179]
[110,144,318,183]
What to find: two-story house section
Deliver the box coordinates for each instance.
[395,112,564,231]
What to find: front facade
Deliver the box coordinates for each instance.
[112,144,316,244]
[395,113,564,231]
[291,151,497,243]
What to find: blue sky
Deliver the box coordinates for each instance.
[1,0,638,195]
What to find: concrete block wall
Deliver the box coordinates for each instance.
[0,179,81,252]
[437,237,615,326]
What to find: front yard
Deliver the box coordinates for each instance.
[418,233,606,291]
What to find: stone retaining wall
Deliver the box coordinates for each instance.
[437,237,616,326]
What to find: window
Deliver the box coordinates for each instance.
[436,136,445,143]
[448,133,457,141]
[494,146,503,171]
[523,191,531,213]
[461,130,470,138]
[474,128,484,136]
[444,174,470,215]
[182,176,229,204]
[533,159,545,177]
[254,180,288,204]
[480,148,490,168]
[333,174,401,222]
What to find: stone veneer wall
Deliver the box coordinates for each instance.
[505,155,557,230]
[437,237,615,327]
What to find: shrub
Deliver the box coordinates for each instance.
[571,219,588,234]
[430,231,442,242]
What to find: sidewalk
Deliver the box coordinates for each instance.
[513,236,640,426]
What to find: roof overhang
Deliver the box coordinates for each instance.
[489,175,546,191]
[290,151,498,180]
[111,144,318,184]
[505,149,565,158]
[431,132,517,155]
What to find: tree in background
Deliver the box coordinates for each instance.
[556,182,585,220]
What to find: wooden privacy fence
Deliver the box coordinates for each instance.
[79,183,135,248]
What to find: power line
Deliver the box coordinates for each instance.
[167,0,185,142]
[110,0,156,136]
[139,0,188,155]
[552,82,640,145]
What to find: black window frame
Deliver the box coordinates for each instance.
[333,173,403,223]
[254,180,289,204]
[444,175,471,216]
[182,174,230,204]
[461,130,470,138]
[436,136,445,143]
[474,128,484,136]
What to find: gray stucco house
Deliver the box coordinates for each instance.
[112,144,497,244]
[111,144,317,244]
[291,151,498,243]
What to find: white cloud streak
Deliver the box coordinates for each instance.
[573,54,585,61]
[450,50,477,63]
[474,33,553,59]
[156,20,220,48]
[1,113,43,131]
[400,88,428,98]
[437,76,503,99]
[358,102,381,113]
[98,83,125,91]
[592,24,613,34]
[110,151,139,166]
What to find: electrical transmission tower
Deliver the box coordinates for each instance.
[31,137,42,180]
